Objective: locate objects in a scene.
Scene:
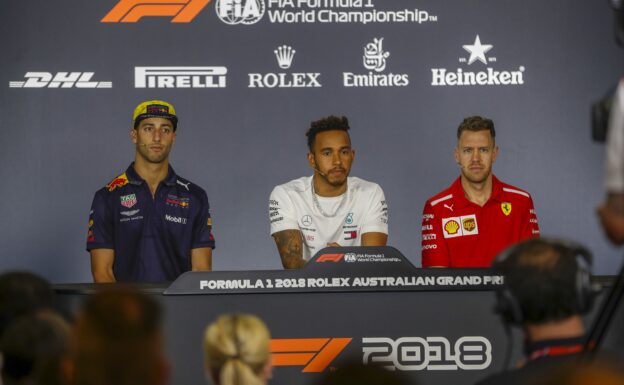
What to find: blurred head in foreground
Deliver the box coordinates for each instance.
[203,314,272,385]
[69,288,168,385]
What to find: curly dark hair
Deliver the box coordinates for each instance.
[457,116,495,140]
[306,115,350,151]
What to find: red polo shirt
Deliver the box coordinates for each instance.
[421,176,539,267]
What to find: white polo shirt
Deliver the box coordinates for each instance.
[269,176,388,260]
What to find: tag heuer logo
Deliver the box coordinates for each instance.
[120,194,137,208]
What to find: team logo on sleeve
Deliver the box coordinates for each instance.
[87,218,95,242]
[107,173,128,192]
[443,215,478,238]
[501,202,512,216]
[120,194,137,208]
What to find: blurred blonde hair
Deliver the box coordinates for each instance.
[203,314,271,385]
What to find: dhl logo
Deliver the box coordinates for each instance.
[101,0,211,23]
[271,338,352,372]
[315,254,345,263]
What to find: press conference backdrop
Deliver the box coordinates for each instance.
[0,0,622,282]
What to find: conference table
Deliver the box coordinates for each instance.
[55,247,609,385]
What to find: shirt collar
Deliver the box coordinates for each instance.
[451,174,503,207]
[125,162,177,187]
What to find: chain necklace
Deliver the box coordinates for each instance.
[311,177,349,218]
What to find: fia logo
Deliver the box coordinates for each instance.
[216,0,265,25]
[345,213,354,225]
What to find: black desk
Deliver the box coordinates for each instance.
[55,247,609,385]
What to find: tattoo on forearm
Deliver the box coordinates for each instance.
[273,230,305,269]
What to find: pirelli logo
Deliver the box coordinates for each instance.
[101,0,211,23]
[135,67,227,88]
[271,338,352,372]
[315,254,345,263]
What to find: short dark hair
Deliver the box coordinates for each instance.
[494,239,585,324]
[1,311,69,385]
[72,288,163,385]
[306,115,350,151]
[457,116,496,140]
[0,271,56,338]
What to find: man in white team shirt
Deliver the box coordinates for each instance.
[269,116,389,269]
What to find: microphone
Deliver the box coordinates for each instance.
[310,164,326,177]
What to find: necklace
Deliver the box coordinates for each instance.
[311,177,348,218]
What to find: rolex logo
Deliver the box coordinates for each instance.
[274,45,296,69]
[248,46,321,88]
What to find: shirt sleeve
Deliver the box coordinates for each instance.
[521,195,540,240]
[421,201,450,267]
[605,81,624,193]
[269,185,300,235]
[86,190,115,251]
[360,184,389,235]
[192,190,216,249]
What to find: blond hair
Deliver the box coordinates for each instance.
[203,314,271,385]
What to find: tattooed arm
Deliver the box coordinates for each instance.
[272,229,306,269]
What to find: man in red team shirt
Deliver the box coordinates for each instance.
[421,116,540,267]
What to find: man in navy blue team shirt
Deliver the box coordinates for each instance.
[87,100,215,282]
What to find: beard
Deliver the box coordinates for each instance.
[136,143,170,164]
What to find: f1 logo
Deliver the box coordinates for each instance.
[316,254,345,263]
[101,0,211,23]
[271,338,352,372]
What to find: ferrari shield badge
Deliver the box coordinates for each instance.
[501,202,512,216]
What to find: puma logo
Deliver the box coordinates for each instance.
[444,204,454,212]
[176,180,190,191]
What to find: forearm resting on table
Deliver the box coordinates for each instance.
[361,232,388,246]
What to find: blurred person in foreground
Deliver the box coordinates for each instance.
[1,310,70,385]
[317,360,413,385]
[475,238,595,385]
[597,0,624,245]
[537,359,624,385]
[598,78,624,245]
[0,271,56,338]
[66,288,168,385]
[203,314,272,385]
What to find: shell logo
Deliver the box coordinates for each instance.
[444,220,460,235]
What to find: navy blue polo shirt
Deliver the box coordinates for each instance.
[87,163,215,282]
